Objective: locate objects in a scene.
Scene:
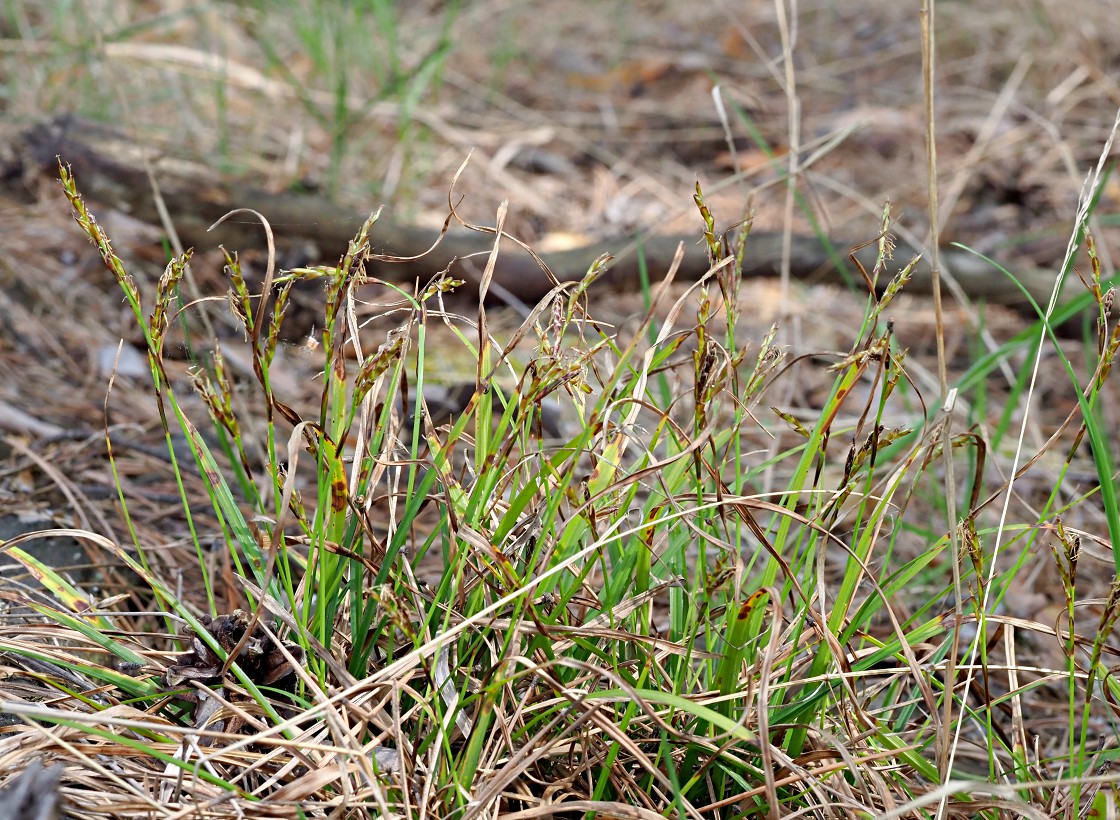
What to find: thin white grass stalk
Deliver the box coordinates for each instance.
[918,0,948,383]
[920,2,945,394]
[773,0,800,325]
[918,1,967,801]
[1004,625,1030,772]
[960,106,1120,796]
[918,0,945,394]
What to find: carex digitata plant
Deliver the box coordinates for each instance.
[6,158,1118,817]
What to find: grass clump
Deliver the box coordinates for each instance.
[2,165,1120,819]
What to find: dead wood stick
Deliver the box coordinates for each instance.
[11,115,1063,310]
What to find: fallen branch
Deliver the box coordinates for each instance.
[8,115,1061,308]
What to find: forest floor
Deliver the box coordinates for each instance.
[2,1,1120,817]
